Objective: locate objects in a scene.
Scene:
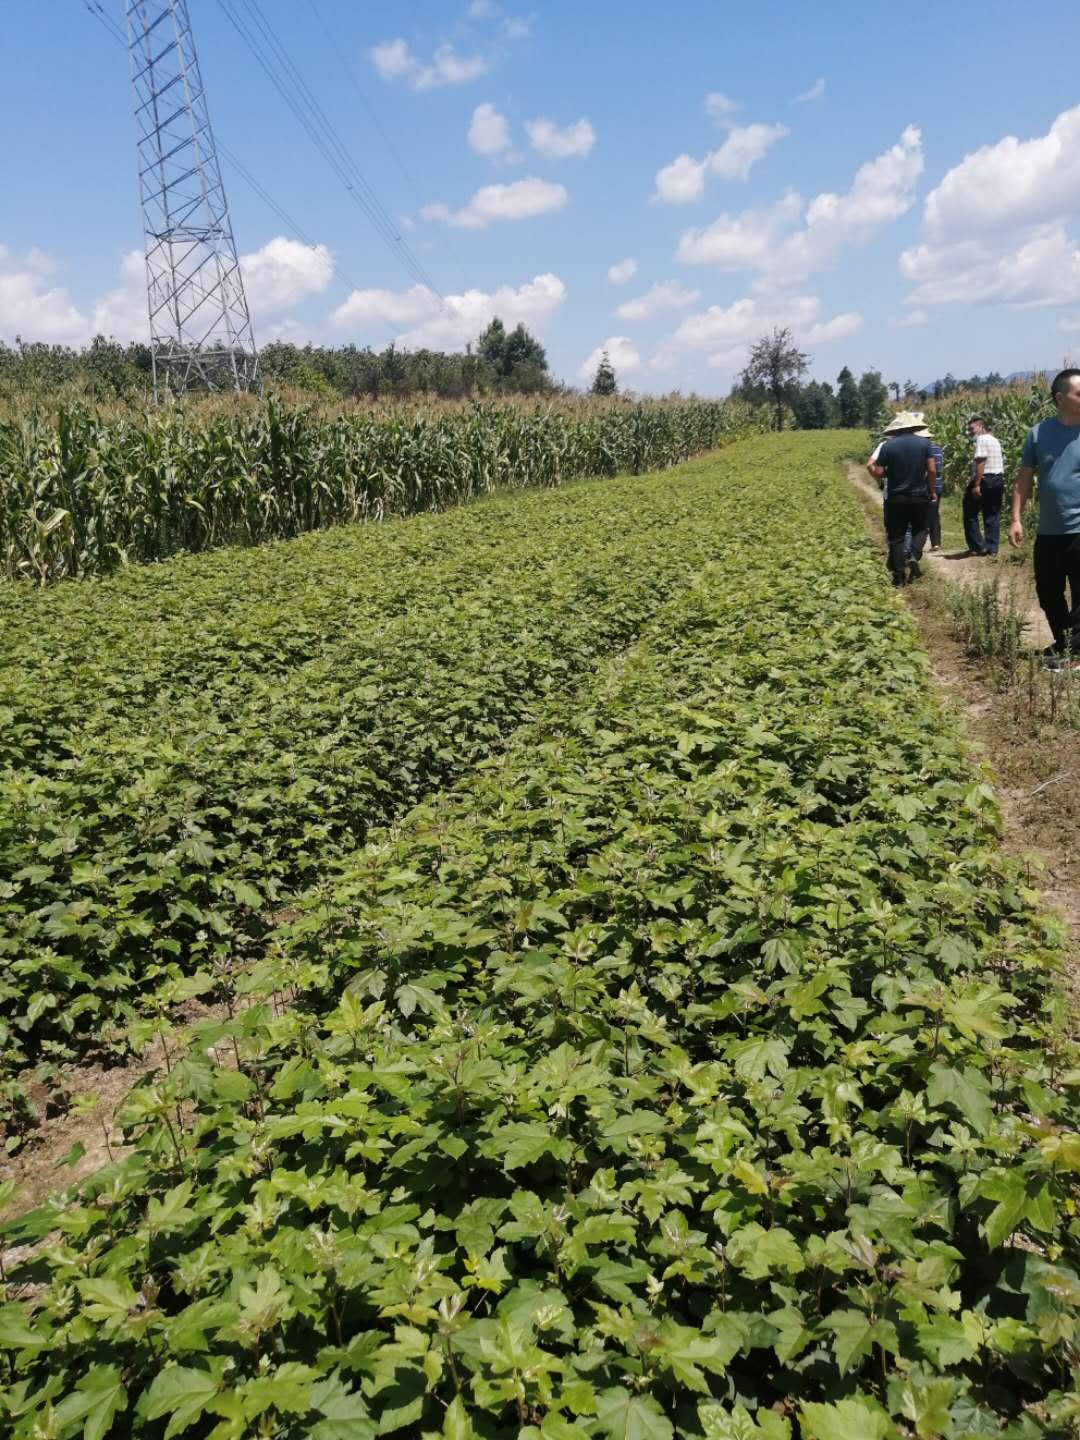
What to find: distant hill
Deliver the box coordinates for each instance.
[917,368,1054,393]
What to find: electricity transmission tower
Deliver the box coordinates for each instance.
[127,0,259,397]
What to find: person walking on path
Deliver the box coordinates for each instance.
[869,412,937,586]
[964,415,1006,556]
[1010,368,1080,669]
[924,422,945,550]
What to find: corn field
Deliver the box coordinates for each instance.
[0,395,756,582]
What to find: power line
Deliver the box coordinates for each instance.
[216,0,444,298]
[302,0,471,291]
[234,0,416,265]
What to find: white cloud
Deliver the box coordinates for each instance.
[704,91,740,123]
[239,237,334,316]
[900,106,1080,312]
[655,154,710,205]
[332,282,436,331]
[901,222,1080,307]
[792,78,826,105]
[897,308,929,327]
[763,125,922,284]
[710,123,790,179]
[468,102,512,156]
[1059,317,1080,333]
[1,235,336,349]
[676,192,803,266]
[90,250,146,340]
[333,272,566,351]
[923,104,1080,244]
[803,311,862,344]
[668,292,862,378]
[370,38,486,90]
[615,280,702,322]
[578,335,642,382]
[421,177,568,228]
[524,116,595,159]
[467,0,498,16]
[655,123,789,202]
[504,15,534,39]
[0,243,89,343]
[675,127,922,284]
[608,257,638,286]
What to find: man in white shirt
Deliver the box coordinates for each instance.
[965,415,1006,556]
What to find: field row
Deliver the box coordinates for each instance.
[1,449,755,1091]
[0,397,754,581]
[3,434,1078,1436]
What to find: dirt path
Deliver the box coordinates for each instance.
[846,460,1080,988]
[846,461,1054,648]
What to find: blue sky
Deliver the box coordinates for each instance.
[5,0,1080,393]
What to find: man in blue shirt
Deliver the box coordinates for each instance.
[1011,368,1080,668]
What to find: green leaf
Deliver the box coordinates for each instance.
[443,1396,475,1440]
[310,1373,378,1440]
[927,1064,993,1135]
[699,1404,791,1439]
[727,1037,789,1082]
[54,1366,127,1440]
[895,1376,956,1439]
[0,1302,51,1351]
[78,1278,137,1324]
[141,1365,221,1439]
[726,1224,804,1279]
[799,1397,890,1440]
[147,1181,196,1234]
[594,1389,673,1440]
[495,1123,568,1171]
[655,1320,740,1392]
[824,1310,898,1377]
[978,1169,1028,1249]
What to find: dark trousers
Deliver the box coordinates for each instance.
[928,497,942,549]
[962,476,1004,555]
[1034,534,1080,652]
[884,497,929,582]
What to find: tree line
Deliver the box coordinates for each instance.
[733,326,995,431]
[0,318,557,402]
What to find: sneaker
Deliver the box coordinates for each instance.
[1040,652,1080,672]
[908,559,921,581]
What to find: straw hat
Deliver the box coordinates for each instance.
[881,410,925,435]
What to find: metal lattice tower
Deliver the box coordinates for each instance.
[127,1,259,398]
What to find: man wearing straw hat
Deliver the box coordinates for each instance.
[868,411,938,586]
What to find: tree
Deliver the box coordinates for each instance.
[591,350,617,396]
[739,327,809,430]
[836,366,861,427]
[857,369,889,428]
[474,317,551,391]
[476,317,508,373]
[792,380,836,430]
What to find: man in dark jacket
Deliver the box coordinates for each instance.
[869,412,938,586]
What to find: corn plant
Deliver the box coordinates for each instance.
[0,396,759,582]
